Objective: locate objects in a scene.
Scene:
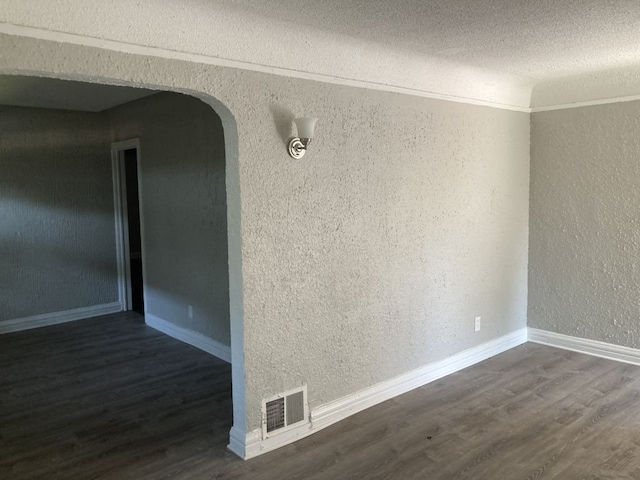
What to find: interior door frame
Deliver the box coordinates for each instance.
[111,138,145,313]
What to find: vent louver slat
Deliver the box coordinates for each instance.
[265,397,285,432]
[262,386,308,438]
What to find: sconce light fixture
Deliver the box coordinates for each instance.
[288,117,318,159]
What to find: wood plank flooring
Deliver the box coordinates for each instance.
[3,313,640,479]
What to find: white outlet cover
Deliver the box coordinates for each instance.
[474,316,481,332]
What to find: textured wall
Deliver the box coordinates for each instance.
[239,84,530,430]
[530,102,640,346]
[0,1,532,108]
[10,0,640,110]
[0,35,530,435]
[531,66,640,109]
[0,105,117,322]
[108,93,230,346]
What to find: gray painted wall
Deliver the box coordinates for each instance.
[108,93,230,346]
[0,105,117,321]
[529,102,640,347]
[238,86,530,430]
[0,35,530,435]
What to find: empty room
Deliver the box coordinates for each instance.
[2,1,640,479]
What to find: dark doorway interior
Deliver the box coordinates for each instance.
[123,148,144,315]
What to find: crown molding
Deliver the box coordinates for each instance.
[0,22,530,112]
[5,22,640,114]
[531,93,640,113]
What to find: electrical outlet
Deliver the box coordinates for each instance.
[188,305,193,319]
[474,316,481,332]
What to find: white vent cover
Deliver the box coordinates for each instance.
[262,386,309,438]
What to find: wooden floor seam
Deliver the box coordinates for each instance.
[2,312,640,479]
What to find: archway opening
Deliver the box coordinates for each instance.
[0,74,241,476]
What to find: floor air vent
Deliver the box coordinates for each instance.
[265,397,285,432]
[262,386,308,438]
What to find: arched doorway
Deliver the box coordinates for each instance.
[0,72,244,476]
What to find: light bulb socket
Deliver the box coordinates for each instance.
[288,137,311,159]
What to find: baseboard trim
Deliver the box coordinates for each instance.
[0,302,123,334]
[528,328,640,366]
[311,328,527,431]
[145,313,231,363]
[228,422,312,460]
[231,328,528,460]
[228,426,252,459]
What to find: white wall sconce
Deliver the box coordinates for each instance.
[288,117,318,159]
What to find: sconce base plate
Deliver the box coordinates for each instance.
[288,137,306,159]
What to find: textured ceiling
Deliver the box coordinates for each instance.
[224,0,640,80]
[2,0,640,108]
[0,75,155,112]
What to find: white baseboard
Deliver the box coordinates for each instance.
[528,328,640,366]
[0,302,123,334]
[230,328,527,460]
[311,327,527,432]
[145,313,231,363]
[228,424,313,460]
[228,426,252,459]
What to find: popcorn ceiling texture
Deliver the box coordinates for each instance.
[5,0,639,79]
[529,102,640,346]
[0,74,154,112]
[5,1,640,108]
[0,34,530,434]
[212,0,640,81]
[0,0,533,108]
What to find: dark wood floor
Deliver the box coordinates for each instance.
[3,314,640,479]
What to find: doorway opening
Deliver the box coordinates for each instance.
[0,71,239,475]
[0,77,233,362]
[112,140,145,315]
